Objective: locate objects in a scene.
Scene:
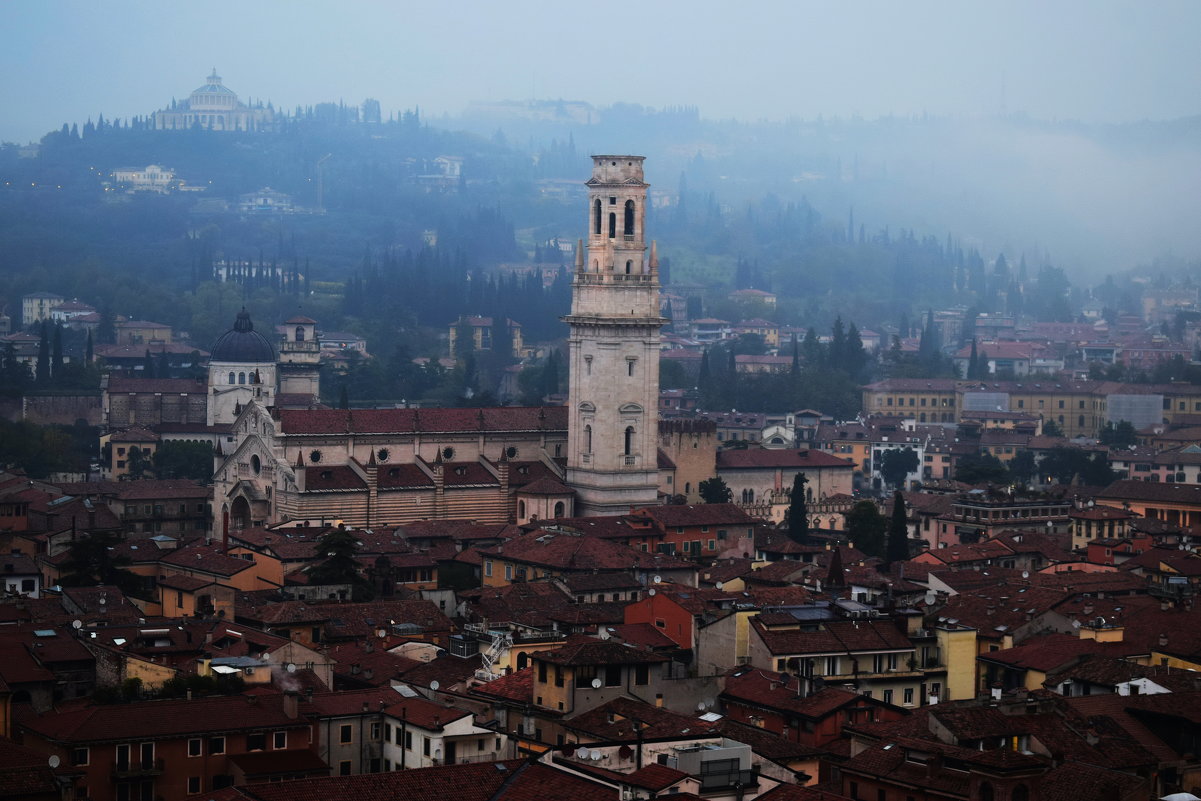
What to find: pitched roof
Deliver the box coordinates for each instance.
[564,697,716,741]
[533,635,669,666]
[212,759,615,801]
[276,407,567,436]
[19,693,306,743]
[632,503,756,527]
[716,448,854,470]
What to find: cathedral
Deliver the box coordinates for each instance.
[211,156,664,530]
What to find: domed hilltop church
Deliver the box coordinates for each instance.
[212,156,668,531]
[153,70,274,132]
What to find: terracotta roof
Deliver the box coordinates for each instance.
[632,503,757,527]
[1098,479,1201,504]
[277,407,567,436]
[160,544,253,577]
[382,696,470,730]
[227,748,328,777]
[564,697,716,741]
[716,449,854,470]
[211,759,615,801]
[19,693,306,743]
[751,618,913,656]
[478,531,692,572]
[722,669,870,721]
[514,476,573,496]
[105,376,209,394]
[533,635,668,666]
[470,667,534,704]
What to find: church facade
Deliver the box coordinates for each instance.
[212,156,664,530]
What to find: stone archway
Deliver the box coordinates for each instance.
[230,496,251,530]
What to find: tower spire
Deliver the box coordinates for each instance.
[563,156,665,516]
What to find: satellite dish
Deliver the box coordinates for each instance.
[1022,571,1030,579]
[48,755,60,769]
[377,628,387,639]
[589,749,602,761]
[591,678,603,689]
[715,581,724,590]
[429,680,440,691]
[286,663,297,674]
[98,597,106,606]
[576,747,589,759]
[696,701,707,711]
[653,575,662,584]
[71,620,82,630]
[648,588,656,596]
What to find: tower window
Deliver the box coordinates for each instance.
[624,426,635,456]
[624,200,635,236]
[584,425,592,454]
[625,260,633,274]
[627,359,636,377]
[229,371,236,384]
[609,196,617,205]
[295,326,306,342]
[594,199,602,235]
[609,213,616,238]
[238,372,246,384]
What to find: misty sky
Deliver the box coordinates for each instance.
[2,0,1199,143]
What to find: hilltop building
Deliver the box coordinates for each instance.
[153,70,274,132]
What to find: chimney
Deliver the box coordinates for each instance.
[283,692,298,719]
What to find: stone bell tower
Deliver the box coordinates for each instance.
[564,156,666,516]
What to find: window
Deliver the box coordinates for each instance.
[405,730,413,749]
[371,722,381,740]
[634,663,650,685]
[273,731,287,749]
[554,665,564,687]
[247,733,266,751]
[883,689,894,704]
[484,560,493,577]
[71,747,89,766]
[423,737,431,757]
[339,724,353,744]
[209,736,225,755]
[903,687,914,705]
[604,664,622,687]
[188,738,201,757]
[505,564,513,581]
[187,777,201,795]
[339,761,352,776]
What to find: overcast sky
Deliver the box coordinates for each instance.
[2,0,1199,143]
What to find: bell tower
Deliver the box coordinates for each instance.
[564,156,666,516]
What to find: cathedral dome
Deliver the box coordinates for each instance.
[210,309,276,363]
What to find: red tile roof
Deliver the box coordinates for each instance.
[19,693,307,743]
[214,759,615,801]
[564,697,716,741]
[276,407,567,436]
[716,448,854,470]
[533,635,669,666]
[382,696,471,730]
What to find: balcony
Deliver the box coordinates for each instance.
[112,758,164,778]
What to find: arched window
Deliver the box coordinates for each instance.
[624,426,635,456]
[625,260,633,274]
[624,200,635,236]
[553,501,565,517]
[228,371,235,384]
[594,199,602,235]
[748,488,754,503]
[685,482,691,495]
[584,425,592,453]
[608,212,616,239]
[295,326,306,342]
[518,500,526,519]
[238,372,246,384]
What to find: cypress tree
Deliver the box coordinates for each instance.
[787,473,810,545]
[51,323,63,379]
[85,330,93,364]
[967,339,978,379]
[35,321,50,383]
[885,490,909,569]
